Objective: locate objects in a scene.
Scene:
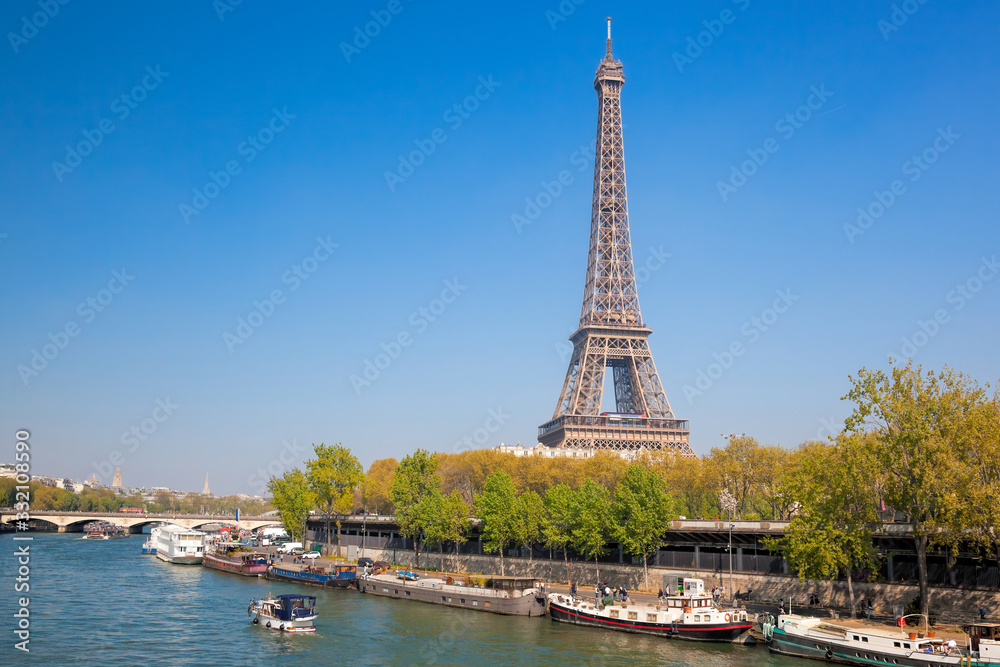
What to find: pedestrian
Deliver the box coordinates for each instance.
[779,600,785,616]
[595,584,600,606]
[981,606,987,621]
[570,581,577,598]
[657,588,664,604]
[866,602,874,620]
[721,585,726,600]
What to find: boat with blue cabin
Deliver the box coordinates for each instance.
[265,563,357,589]
[248,594,317,633]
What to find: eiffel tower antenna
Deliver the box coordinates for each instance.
[538,21,695,457]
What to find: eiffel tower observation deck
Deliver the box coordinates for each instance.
[539,19,694,457]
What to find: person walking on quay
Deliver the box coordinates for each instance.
[570,581,577,598]
[981,606,987,621]
[595,584,600,606]
[779,600,786,616]
[657,589,665,605]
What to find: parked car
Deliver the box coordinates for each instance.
[302,551,320,560]
[289,547,306,556]
[357,557,374,568]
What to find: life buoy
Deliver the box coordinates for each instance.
[279,624,285,631]
[252,617,259,624]
[266,621,271,628]
[825,648,833,660]
[724,613,731,622]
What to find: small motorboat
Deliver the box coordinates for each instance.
[248,594,317,633]
[141,540,156,554]
[395,570,420,581]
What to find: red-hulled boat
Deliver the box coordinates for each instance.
[202,542,268,576]
[548,577,753,642]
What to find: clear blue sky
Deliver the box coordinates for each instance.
[2,2,998,495]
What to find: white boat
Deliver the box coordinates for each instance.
[247,594,317,633]
[766,614,1000,665]
[151,525,204,564]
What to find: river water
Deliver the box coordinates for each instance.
[1,534,807,665]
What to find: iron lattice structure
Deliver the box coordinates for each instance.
[539,20,694,457]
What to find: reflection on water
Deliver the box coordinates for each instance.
[0,534,806,666]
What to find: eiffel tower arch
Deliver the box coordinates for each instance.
[538,19,694,457]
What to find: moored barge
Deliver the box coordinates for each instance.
[358,572,547,616]
[266,563,357,589]
[548,577,752,642]
[766,614,1000,665]
[202,542,268,576]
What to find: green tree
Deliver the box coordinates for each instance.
[543,483,575,567]
[423,490,470,572]
[843,360,984,621]
[570,479,613,582]
[306,442,363,556]
[389,449,441,569]
[512,490,546,562]
[769,436,883,617]
[614,464,674,589]
[475,469,518,576]
[267,468,314,541]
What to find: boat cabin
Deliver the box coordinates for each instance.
[966,622,1000,657]
[273,594,316,622]
[489,576,540,592]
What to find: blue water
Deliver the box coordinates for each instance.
[0,534,806,665]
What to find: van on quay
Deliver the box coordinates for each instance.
[276,542,303,554]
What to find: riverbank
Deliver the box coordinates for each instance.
[327,543,999,626]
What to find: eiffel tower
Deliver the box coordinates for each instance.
[538,19,694,457]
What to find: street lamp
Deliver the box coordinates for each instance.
[729,523,735,602]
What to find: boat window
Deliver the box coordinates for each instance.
[647,614,657,622]
[694,615,701,622]
[472,601,478,606]
[460,599,466,604]
[441,596,446,602]
[904,643,910,648]
[628,612,638,620]
[610,610,619,618]
[485,602,490,608]
[853,636,859,640]
[894,642,900,647]
[862,637,868,642]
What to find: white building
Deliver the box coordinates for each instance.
[494,443,646,461]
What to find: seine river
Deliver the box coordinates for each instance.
[1,534,807,665]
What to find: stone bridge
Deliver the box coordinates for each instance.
[0,510,282,533]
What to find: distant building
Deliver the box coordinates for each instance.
[202,473,211,496]
[494,442,645,461]
[111,466,123,488]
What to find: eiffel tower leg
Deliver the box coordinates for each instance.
[571,336,606,416]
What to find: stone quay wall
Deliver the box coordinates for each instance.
[314,541,1000,624]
